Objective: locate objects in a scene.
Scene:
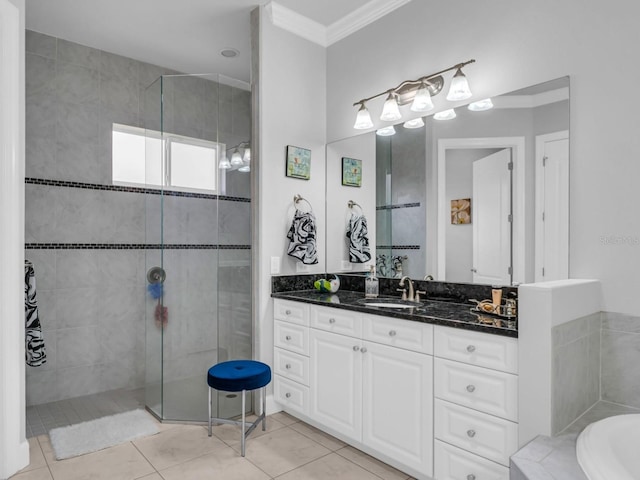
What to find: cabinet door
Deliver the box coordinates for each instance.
[362,341,433,476]
[310,329,362,441]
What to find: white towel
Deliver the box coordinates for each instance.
[346,213,371,263]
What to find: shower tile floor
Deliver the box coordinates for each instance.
[12,411,415,480]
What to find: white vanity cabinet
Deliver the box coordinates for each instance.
[275,300,434,479]
[433,326,518,480]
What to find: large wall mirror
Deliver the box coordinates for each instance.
[325,77,569,286]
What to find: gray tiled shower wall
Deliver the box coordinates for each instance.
[24,30,251,405]
[551,311,640,435]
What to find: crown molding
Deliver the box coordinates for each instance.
[327,0,412,46]
[266,2,327,47]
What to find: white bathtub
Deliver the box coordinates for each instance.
[576,414,640,480]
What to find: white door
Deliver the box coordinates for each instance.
[309,329,362,441]
[362,342,433,476]
[535,132,569,281]
[472,149,512,285]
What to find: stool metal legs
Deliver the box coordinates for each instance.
[207,386,268,457]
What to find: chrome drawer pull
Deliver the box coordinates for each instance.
[353,346,360,351]
[285,309,291,315]
[329,318,336,324]
[466,345,476,353]
[388,330,397,337]
[285,364,291,369]
[467,429,476,438]
[361,347,367,353]
[285,392,291,398]
[467,475,476,480]
[466,384,476,393]
[285,335,292,341]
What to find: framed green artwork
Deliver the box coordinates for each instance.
[341,157,362,187]
[286,145,311,180]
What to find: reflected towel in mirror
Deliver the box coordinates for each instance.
[346,213,371,263]
[25,261,47,367]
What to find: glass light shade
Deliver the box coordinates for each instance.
[410,83,434,112]
[446,68,472,101]
[376,125,396,136]
[468,98,494,111]
[243,147,251,162]
[434,109,457,120]
[238,165,250,172]
[353,104,374,129]
[219,152,231,169]
[380,93,402,121]
[230,149,243,166]
[403,117,425,129]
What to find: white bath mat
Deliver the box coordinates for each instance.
[49,409,159,460]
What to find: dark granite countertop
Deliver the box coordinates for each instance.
[271,290,518,338]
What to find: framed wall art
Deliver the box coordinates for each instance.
[341,157,362,187]
[451,198,471,224]
[286,145,311,180]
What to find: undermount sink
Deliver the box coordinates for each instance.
[357,298,423,309]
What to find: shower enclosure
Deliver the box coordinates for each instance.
[143,74,252,422]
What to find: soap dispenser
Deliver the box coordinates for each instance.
[365,265,379,298]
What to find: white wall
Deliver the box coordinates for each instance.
[0,0,29,477]
[256,5,326,411]
[326,0,640,314]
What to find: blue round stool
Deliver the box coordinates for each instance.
[207,360,271,456]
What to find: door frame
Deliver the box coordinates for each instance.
[437,137,526,284]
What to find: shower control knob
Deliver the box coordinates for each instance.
[467,429,476,438]
[388,330,397,337]
[285,364,291,369]
[360,347,367,353]
[329,318,336,324]
[353,346,360,351]
[466,345,476,353]
[466,385,476,393]
[467,475,476,480]
[285,335,292,341]
[285,393,291,398]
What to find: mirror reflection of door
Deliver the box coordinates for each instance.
[472,149,512,285]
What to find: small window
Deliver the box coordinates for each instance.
[112,124,222,193]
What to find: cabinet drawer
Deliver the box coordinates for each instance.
[434,399,518,467]
[274,375,308,415]
[434,327,517,374]
[363,314,433,354]
[434,358,518,421]
[274,347,309,386]
[311,305,362,337]
[434,440,509,480]
[274,299,309,326]
[274,320,309,356]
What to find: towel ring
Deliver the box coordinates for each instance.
[348,200,363,212]
[293,194,313,211]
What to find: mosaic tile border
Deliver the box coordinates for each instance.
[25,178,251,203]
[25,243,251,250]
[376,202,420,211]
[377,245,421,250]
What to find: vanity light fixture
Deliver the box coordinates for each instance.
[434,108,457,120]
[230,148,243,167]
[403,117,425,129]
[352,59,475,129]
[218,151,232,169]
[376,125,396,136]
[468,98,494,111]
[220,142,250,171]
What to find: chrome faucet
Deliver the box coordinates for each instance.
[398,276,415,301]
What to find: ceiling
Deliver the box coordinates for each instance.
[25,0,378,84]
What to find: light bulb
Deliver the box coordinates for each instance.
[380,92,402,122]
[434,109,456,120]
[353,103,374,129]
[230,149,243,166]
[468,98,494,111]
[376,125,396,136]
[219,152,231,169]
[238,165,250,172]
[403,117,425,129]
[411,83,434,112]
[243,147,251,163]
[446,68,472,101]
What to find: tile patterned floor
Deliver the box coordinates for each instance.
[11,412,414,480]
